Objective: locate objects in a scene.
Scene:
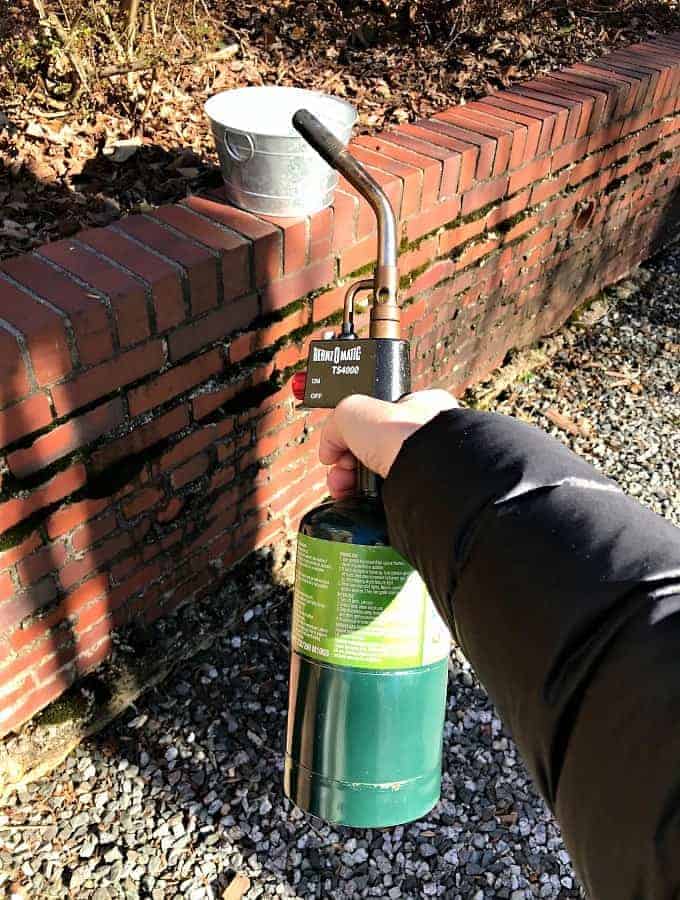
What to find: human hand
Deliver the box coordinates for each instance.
[319,390,458,499]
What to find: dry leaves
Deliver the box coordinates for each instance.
[2,0,680,259]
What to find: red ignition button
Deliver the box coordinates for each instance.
[292,371,307,401]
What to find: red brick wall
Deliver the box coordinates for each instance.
[1,36,680,736]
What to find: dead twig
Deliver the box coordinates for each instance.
[99,43,239,78]
[30,0,91,94]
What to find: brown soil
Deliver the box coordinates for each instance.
[1,0,680,260]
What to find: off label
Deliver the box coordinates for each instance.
[292,534,450,670]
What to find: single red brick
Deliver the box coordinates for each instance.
[530,169,571,205]
[171,453,209,488]
[59,531,132,590]
[437,106,522,173]
[439,218,486,255]
[71,511,118,553]
[272,341,306,372]
[51,340,165,417]
[310,232,332,264]
[331,188,358,252]
[260,259,335,315]
[508,155,552,194]
[550,137,590,174]
[406,196,462,243]
[404,260,455,300]
[337,178,377,238]
[167,293,259,361]
[339,233,377,277]
[311,284,346,322]
[398,238,439,277]
[128,348,222,416]
[8,397,125,478]
[510,85,585,141]
[0,576,58,631]
[228,332,254,364]
[38,240,151,350]
[116,215,219,315]
[310,207,333,249]
[90,404,189,473]
[0,277,72,386]
[568,152,605,187]
[122,488,163,519]
[2,254,114,366]
[78,227,185,333]
[502,213,541,243]
[455,237,502,270]
[152,205,251,301]
[0,465,87,537]
[254,214,307,274]
[461,176,509,217]
[0,327,32,409]
[187,193,282,286]
[0,393,53,450]
[351,144,422,217]
[17,540,68,586]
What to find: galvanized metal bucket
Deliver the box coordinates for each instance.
[204,86,357,217]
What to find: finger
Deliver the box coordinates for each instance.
[333,451,357,471]
[326,467,356,498]
[319,410,350,466]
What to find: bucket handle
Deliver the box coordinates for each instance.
[224,129,255,164]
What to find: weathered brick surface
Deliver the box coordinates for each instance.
[0,34,679,735]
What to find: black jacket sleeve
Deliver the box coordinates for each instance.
[382,408,680,900]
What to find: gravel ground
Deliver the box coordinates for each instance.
[0,248,678,900]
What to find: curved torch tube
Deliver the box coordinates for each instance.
[292,109,400,339]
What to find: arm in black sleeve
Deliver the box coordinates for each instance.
[382,408,680,900]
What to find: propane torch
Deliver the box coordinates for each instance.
[284,110,450,828]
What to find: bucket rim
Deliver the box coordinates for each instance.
[204,85,357,140]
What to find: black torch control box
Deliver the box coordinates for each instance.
[300,339,411,408]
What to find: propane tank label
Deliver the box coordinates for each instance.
[292,534,450,670]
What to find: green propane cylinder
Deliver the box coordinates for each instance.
[283,108,451,828]
[284,489,450,828]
